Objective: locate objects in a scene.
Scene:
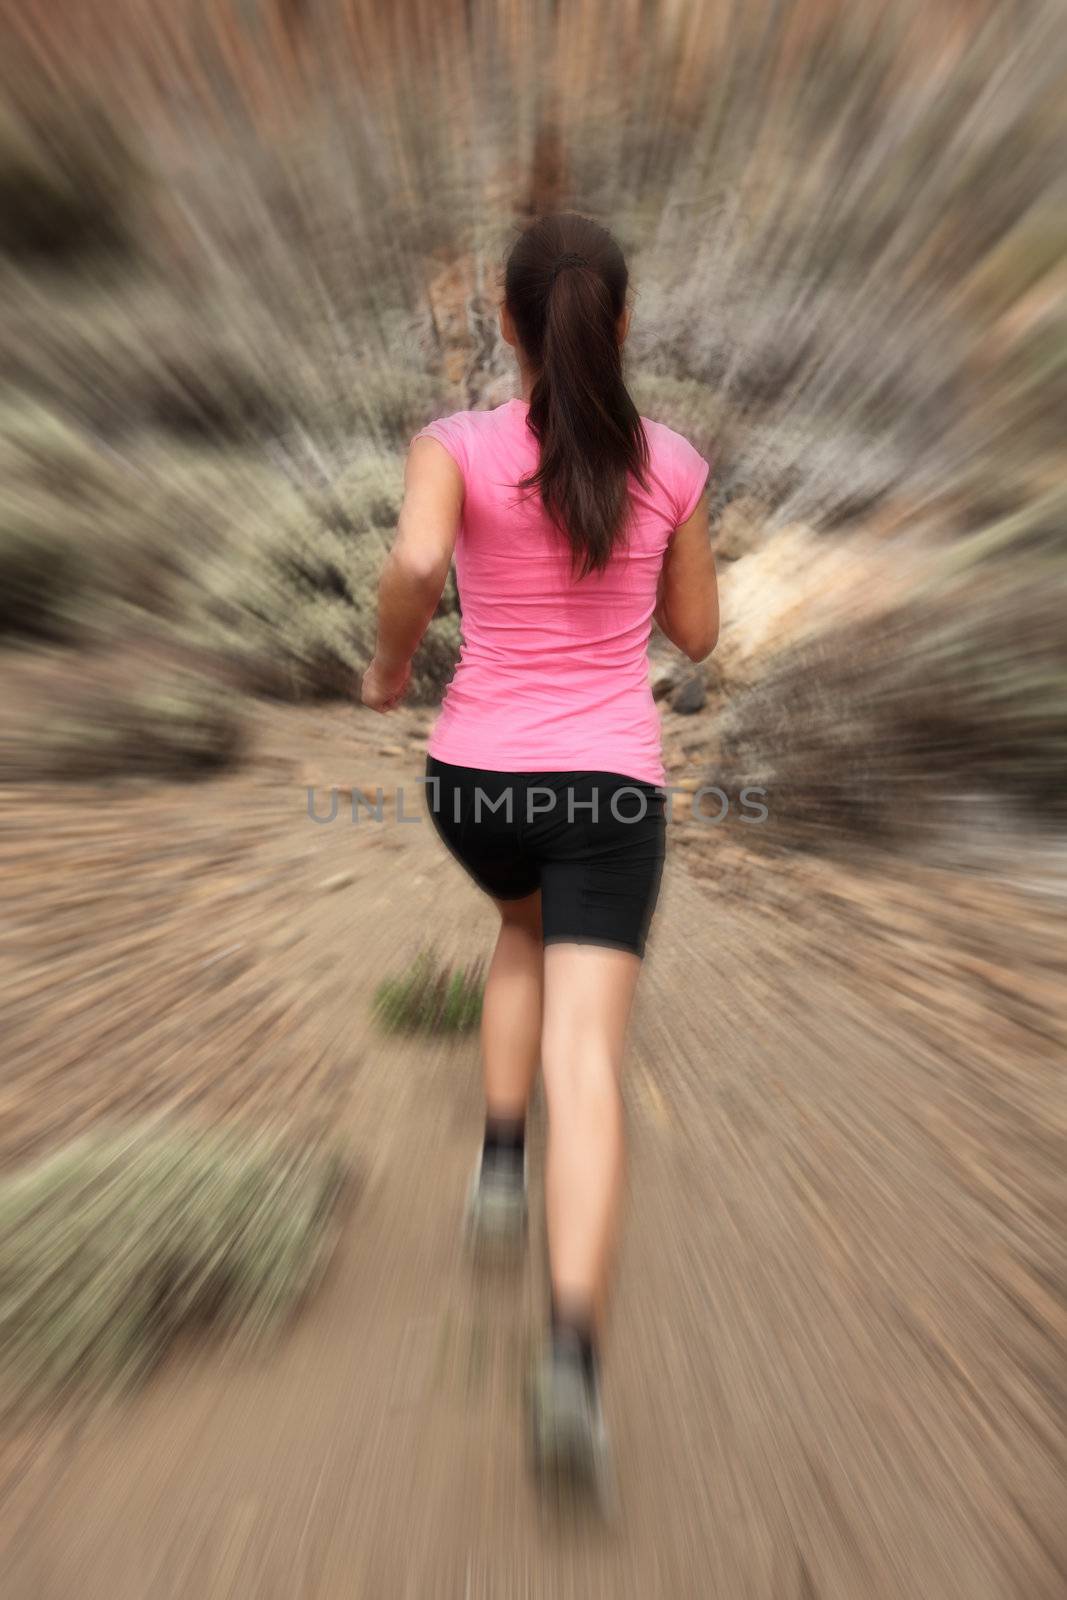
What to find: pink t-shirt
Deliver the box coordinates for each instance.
[412,397,710,786]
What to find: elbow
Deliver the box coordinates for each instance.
[390,549,449,594]
[683,627,718,664]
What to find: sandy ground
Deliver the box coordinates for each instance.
[0,700,1064,1598]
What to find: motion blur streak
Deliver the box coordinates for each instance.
[0,2,1064,1596]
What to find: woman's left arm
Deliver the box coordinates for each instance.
[360,437,463,712]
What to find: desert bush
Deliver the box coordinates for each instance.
[714,560,1067,852]
[345,367,449,452]
[0,407,135,640]
[374,949,485,1035]
[0,287,287,447]
[628,372,721,446]
[0,399,457,721]
[0,1122,344,1413]
[0,514,90,643]
[0,97,141,266]
[139,341,286,447]
[0,407,275,643]
[307,454,407,537]
[994,313,1067,460]
[156,115,455,456]
[23,672,246,782]
[183,453,459,704]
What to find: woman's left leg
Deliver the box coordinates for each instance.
[481,889,543,1122]
[466,889,543,1250]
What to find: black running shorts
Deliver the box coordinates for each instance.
[424,755,667,958]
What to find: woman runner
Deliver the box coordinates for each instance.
[361,211,718,1501]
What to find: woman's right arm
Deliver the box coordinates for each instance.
[360,436,462,711]
[654,496,719,663]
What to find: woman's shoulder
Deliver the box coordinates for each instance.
[639,413,704,458]
[409,401,516,470]
[638,415,713,523]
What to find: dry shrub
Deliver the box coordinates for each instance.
[0,96,141,266]
[0,1122,345,1414]
[714,558,1067,851]
[628,372,722,447]
[17,672,247,783]
[0,407,144,642]
[0,289,287,448]
[345,367,450,452]
[182,454,460,704]
[0,408,285,646]
[0,405,458,766]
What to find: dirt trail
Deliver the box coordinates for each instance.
[0,706,1063,1598]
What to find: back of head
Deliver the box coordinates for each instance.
[505,213,649,578]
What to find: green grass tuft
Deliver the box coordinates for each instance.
[373,949,484,1035]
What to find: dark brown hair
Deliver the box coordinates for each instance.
[504,212,649,577]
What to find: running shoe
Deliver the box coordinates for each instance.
[528,1331,616,1515]
[464,1144,528,1257]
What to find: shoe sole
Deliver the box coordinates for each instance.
[464,1178,528,1262]
[527,1360,617,1517]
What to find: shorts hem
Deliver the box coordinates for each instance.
[542,932,647,959]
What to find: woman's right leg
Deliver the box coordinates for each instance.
[540,942,642,1339]
[530,940,642,1496]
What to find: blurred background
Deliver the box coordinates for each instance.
[0,1,1064,1595]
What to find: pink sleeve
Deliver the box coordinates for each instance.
[670,433,712,526]
[410,413,471,483]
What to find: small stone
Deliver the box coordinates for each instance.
[650,663,680,702]
[302,770,358,799]
[670,674,707,715]
[355,786,394,811]
[200,942,246,971]
[320,871,356,892]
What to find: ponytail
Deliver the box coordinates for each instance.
[505,214,649,577]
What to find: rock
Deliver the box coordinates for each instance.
[481,374,521,409]
[362,785,395,810]
[713,521,940,687]
[650,663,681,701]
[670,674,707,715]
[299,766,366,801]
[427,256,480,388]
[320,871,356,892]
